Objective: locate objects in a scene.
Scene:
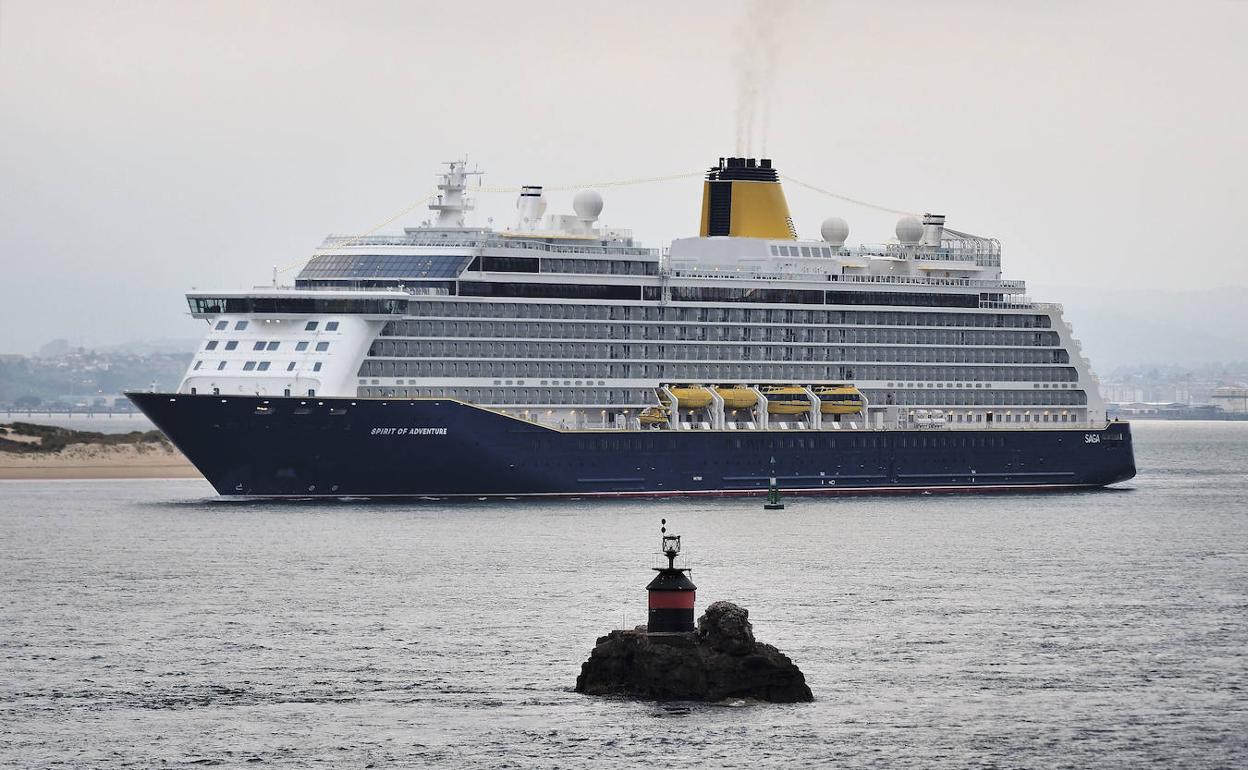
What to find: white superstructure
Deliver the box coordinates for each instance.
[176,157,1106,431]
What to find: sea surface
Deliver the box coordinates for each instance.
[1,421,1246,768]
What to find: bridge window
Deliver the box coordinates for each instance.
[315,342,329,352]
[253,341,266,350]
[313,362,323,372]
[243,361,257,371]
[224,341,238,351]
[296,341,309,351]
[205,341,218,350]
[325,321,339,331]
[214,320,228,330]
[266,341,279,351]
[257,361,271,371]
[305,321,319,331]
[286,362,296,371]
[235,321,249,330]
[216,361,226,370]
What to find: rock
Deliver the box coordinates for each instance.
[698,600,755,654]
[574,602,812,703]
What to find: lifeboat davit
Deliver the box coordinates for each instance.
[714,386,757,410]
[668,385,713,409]
[760,385,809,415]
[815,385,865,414]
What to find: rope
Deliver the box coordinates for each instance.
[276,173,703,276]
[780,174,919,217]
[470,170,704,195]
[275,170,915,276]
[276,191,440,274]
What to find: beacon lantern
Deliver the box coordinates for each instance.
[646,519,697,633]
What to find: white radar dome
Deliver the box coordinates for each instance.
[895,215,924,245]
[820,217,849,247]
[573,189,604,220]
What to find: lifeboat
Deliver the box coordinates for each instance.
[639,406,670,425]
[814,385,865,414]
[760,385,809,415]
[714,386,757,410]
[668,385,712,409]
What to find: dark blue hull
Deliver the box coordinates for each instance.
[127,393,1136,498]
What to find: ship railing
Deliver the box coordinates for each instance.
[979,297,1035,309]
[848,241,1000,259]
[667,269,1024,291]
[319,235,658,257]
[248,283,435,295]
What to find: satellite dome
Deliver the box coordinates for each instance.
[820,217,849,247]
[895,215,923,245]
[573,189,604,220]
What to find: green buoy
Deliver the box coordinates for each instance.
[764,476,785,510]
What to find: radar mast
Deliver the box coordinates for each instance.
[428,158,482,228]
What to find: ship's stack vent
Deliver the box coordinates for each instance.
[699,157,796,240]
[921,213,946,248]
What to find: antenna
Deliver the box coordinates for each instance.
[660,518,681,569]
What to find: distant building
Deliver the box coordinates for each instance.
[1102,383,1145,403]
[1211,387,1248,414]
[1109,401,1221,419]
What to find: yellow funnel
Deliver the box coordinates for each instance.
[698,157,797,240]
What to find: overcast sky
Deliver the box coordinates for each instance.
[2,0,1245,353]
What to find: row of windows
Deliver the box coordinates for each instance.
[203,340,330,352]
[403,302,1052,329]
[355,386,653,405]
[208,320,339,338]
[191,360,324,373]
[469,256,659,276]
[370,340,1065,364]
[458,281,642,301]
[770,244,838,258]
[454,283,1008,308]
[297,254,472,280]
[349,387,1076,410]
[190,297,407,315]
[364,359,1083,384]
[871,389,1086,406]
[383,320,1061,348]
[357,358,1079,384]
[294,279,456,293]
[643,287,984,308]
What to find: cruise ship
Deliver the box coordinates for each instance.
[127,157,1136,498]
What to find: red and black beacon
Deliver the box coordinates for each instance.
[646,519,697,634]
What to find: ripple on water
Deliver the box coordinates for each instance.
[0,421,1245,768]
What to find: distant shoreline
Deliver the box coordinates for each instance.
[0,464,202,481]
[0,421,201,480]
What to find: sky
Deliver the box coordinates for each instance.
[1,0,1245,353]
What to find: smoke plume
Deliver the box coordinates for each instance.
[735,0,796,158]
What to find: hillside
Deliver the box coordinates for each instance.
[0,422,199,480]
[1030,285,1248,373]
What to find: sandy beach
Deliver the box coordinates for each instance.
[0,442,201,480]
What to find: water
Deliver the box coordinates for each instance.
[2,421,1245,768]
